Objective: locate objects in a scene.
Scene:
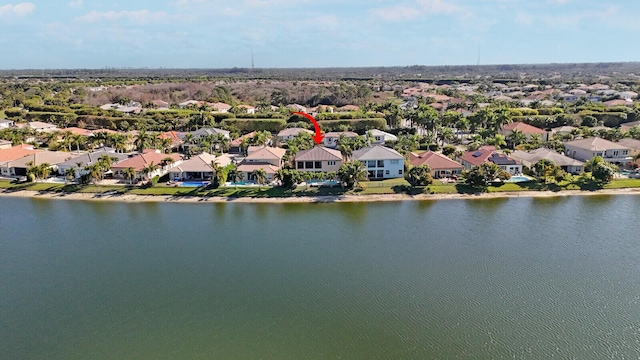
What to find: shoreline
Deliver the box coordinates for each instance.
[2,187,640,203]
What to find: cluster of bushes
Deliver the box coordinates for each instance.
[221,118,287,133]
[317,118,386,132]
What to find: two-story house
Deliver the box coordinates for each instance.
[294,146,342,173]
[352,145,404,179]
[564,137,632,167]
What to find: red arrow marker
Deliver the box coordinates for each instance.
[293,111,324,144]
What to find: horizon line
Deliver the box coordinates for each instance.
[1,61,640,72]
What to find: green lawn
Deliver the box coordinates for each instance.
[2,177,640,198]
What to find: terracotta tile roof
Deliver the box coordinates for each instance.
[230,132,257,146]
[409,151,464,170]
[61,127,94,136]
[111,152,182,171]
[245,146,286,161]
[0,145,40,163]
[502,121,546,134]
[460,148,494,166]
[237,163,279,174]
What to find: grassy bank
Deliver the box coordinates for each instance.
[2,178,640,199]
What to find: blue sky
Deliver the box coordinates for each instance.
[0,0,637,69]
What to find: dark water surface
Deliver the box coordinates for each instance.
[1,195,640,359]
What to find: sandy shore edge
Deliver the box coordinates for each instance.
[2,187,640,203]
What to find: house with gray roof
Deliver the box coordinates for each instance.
[294,146,342,173]
[352,145,404,179]
[564,137,632,167]
[57,149,130,179]
[511,148,584,174]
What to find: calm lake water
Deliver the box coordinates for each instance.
[2,195,640,359]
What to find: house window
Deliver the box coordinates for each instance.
[297,161,304,169]
[377,170,384,178]
[328,161,336,166]
[390,159,399,164]
[623,150,629,155]
[398,169,403,175]
[377,160,385,167]
[375,136,381,141]
[305,161,313,169]
[385,170,390,175]
[368,160,376,168]
[314,161,321,169]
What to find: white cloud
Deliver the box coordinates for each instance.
[75,10,169,24]
[69,0,83,8]
[370,0,463,22]
[0,2,36,18]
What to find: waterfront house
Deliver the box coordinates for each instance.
[367,129,398,145]
[460,146,523,175]
[57,149,130,179]
[294,146,342,173]
[277,128,314,142]
[322,131,359,149]
[408,151,464,178]
[236,163,280,183]
[111,150,182,181]
[0,145,41,177]
[564,137,632,167]
[236,147,285,183]
[4,151,74,177]
[352,145,404,179]
[511,148,584,174]
[168,152,232,181]
[243,146,286,167]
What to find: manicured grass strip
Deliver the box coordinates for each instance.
[2,177,640,198]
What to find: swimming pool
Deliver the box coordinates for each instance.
[505,175,533,183]
[180,181,210,187]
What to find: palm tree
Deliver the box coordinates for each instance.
[135,130,153,152]
[142,161,159,181]
[124,167,137,185]
[84,163,102,184]
[62,130,73,152]
[337,161,368,189]
[227,164,242,188]
[97,155,118,180]
[507,129,527,148]
[71,134,85,154]
[251,168,267,188]
[336,135,353,160]
[64,167,77,183]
